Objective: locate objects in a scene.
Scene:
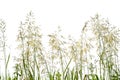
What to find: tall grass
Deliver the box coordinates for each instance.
[0,13,120,80]
[0,20,11,80]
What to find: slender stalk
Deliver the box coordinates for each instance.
[3,33,7,80]
[0,20,8,80]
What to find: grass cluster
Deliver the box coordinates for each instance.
[0,12,120,80]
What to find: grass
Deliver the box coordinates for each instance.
[0,13,120,80]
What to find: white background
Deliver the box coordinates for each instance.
[0,0,120,74]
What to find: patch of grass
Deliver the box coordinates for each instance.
[0,13,120,80]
